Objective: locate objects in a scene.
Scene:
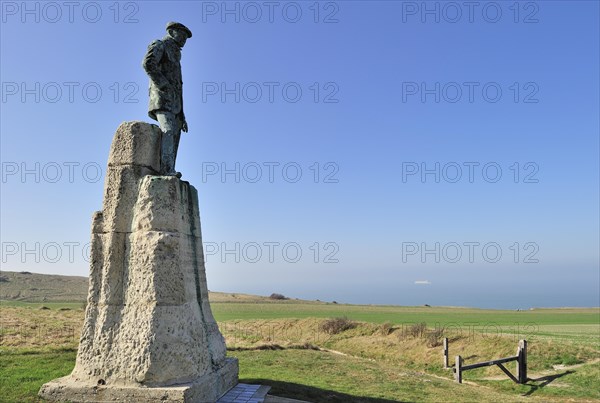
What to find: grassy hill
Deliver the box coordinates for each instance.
[0,270,297,304]
[0,271,89,302]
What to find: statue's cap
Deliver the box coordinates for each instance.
[166,21,192,38]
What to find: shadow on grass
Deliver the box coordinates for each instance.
[242,378,406,403]
[522,370,575,397]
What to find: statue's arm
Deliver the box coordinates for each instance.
[142,40,169,90]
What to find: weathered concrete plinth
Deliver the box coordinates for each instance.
[39,121,238,402]
[39,358,238,402]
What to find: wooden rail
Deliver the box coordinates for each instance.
[453,340,527,384]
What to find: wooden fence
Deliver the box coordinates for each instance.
[443,338,528,384]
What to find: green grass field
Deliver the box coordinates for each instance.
[211,300,599,325]
[1,298,599,402]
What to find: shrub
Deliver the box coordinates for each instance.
[320,317,356,335]
[269,293,288,300]
[426,327,445,347]
[407,322,427,338]
[379,322,393,336]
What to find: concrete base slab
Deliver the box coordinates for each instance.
[217,383,271,402]
[39,358,238,403]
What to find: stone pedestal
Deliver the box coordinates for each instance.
[39,121,238,402]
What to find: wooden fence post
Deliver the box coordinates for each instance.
[517,340,527,384]
[443,338,449,369]
[455,355,462,383]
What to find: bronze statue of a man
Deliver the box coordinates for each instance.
[143,21,192,177]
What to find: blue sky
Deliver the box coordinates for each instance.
[1,1,599,308]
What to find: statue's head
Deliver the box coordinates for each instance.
[166,21,192,47]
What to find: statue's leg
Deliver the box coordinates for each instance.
[156,112,181,176]
[172,121,182,169]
